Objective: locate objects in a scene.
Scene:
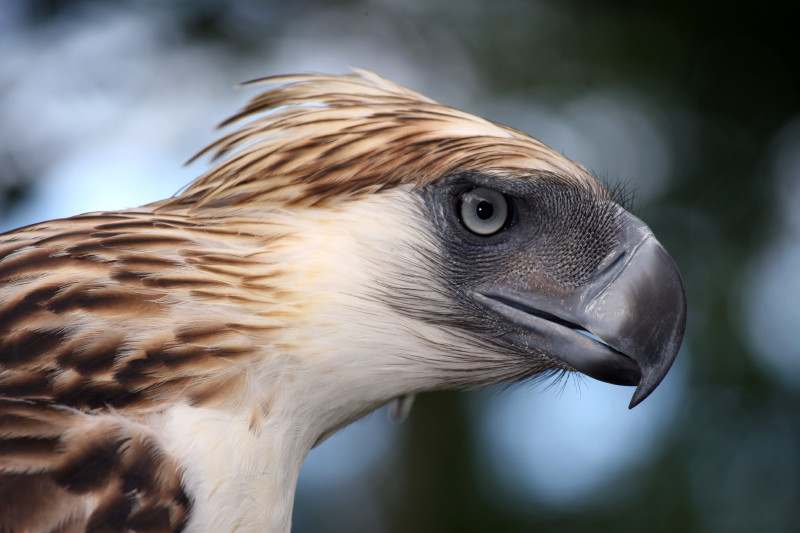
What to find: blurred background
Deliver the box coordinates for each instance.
[1,1,798,531]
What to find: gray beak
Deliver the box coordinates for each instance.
[475,212,687,408]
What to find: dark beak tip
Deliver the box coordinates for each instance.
[628,366,672,408]
[628,383,652,409]
[627,333,685,409]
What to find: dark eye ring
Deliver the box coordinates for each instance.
[458,187,512,236]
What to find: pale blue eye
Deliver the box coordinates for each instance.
[459,187,509,236]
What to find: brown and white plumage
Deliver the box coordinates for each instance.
[0,399,189,532]
[0,70,686,532]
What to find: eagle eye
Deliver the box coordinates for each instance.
[458,187,512,236]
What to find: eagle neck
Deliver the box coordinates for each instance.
[156,402,315,533]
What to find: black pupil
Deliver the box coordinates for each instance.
[476,200,494,220]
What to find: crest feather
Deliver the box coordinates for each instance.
[155,69,598,211]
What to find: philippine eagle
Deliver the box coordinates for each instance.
[0,70,686,532]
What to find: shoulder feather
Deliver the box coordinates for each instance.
[0,399,190,532]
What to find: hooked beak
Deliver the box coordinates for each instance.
[475,212,687,408]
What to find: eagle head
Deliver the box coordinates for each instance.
[159,69,685,410]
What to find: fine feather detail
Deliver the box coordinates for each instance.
[0,399,189,532]
[154,68,602,211]
[0,213,284,414]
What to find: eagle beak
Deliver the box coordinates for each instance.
[475,212,687,408]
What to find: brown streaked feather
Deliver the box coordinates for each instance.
[0,399,190,533]
[1,212,288,414]
[151,68,600,211]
